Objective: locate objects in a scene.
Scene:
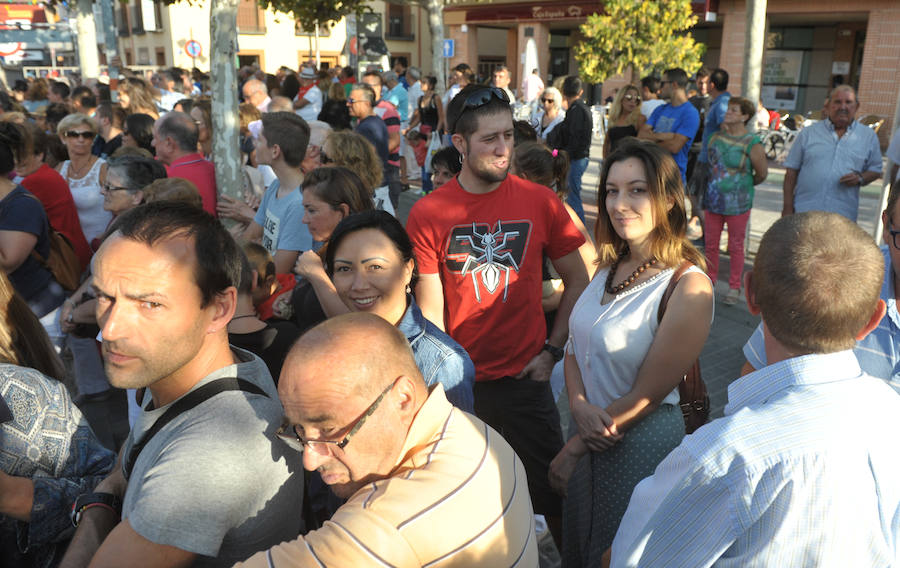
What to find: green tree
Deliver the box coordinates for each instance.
[575,0,705,83]
[258,0,369,36]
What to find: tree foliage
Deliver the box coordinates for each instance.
[257,0,369,32]
[575,0,705,83]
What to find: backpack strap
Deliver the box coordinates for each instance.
[122,377,268,480]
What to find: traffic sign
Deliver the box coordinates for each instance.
[184,40,202,58]
[442,39,454,58]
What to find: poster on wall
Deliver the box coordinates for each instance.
[762,50,803,110]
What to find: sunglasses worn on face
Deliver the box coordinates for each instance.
[65,131,94,140]
[103,183,133,192]
[274,380,395,455]
[623,94,641,102]
[541,98,554,103]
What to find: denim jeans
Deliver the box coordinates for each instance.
[567,157,590,223]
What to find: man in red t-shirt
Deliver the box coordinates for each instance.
[16,123,92,270]
[406,85,589,543]
[151,112,218,216]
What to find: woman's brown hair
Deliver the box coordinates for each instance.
[595,139,705,270]
[0,272,65,380]
[323,130,383,191]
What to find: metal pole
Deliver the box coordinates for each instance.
[742,0,767,131]
[100,0,118,81]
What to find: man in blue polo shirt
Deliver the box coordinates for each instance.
[639,67,700,185]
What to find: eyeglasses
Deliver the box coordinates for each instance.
[320,149,332,164]
[103,183,133,193]
[275,380,395,455]
[889,223,900,249]
[65,130,95,140]
[623,94,641,102]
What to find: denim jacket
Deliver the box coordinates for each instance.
[398,296,475,412]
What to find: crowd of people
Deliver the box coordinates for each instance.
[0,55,898,568]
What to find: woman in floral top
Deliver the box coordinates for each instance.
[704,96,768,304]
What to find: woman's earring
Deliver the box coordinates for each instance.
[406,284,412,294]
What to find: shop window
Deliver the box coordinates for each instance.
[237,0,266,34]
[386,3,412,40]
[118,3,130,37]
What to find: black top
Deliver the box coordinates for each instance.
[318,99,352,131]
[289,279,328,335]
[228,320,302,384]
[550,100,593,160]
[688,94,711,145]
[91,133,123,159]
[418,94,439,130]
[606,124,638,153]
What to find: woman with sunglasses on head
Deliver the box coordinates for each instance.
[604,85,646,159]
[56,113,111,246]
[549,140,713,564]
[532,87,566,141]
[324,210,474,411]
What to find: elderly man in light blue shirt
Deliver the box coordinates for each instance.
[782,85,881,221]
[612,211,900,567]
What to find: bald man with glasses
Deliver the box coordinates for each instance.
[238,313,538,567]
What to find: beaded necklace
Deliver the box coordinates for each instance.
[605,248,657,295]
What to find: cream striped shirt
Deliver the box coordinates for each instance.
[236,385,538,567]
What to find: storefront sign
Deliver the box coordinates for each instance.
[762,50,803,110]
[461,2,600,22]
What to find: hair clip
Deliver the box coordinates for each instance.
[551,149,558,157]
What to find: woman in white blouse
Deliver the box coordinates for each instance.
[531,87,565,141]
[550,140,714,565]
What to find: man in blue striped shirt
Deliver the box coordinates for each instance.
[612,211,900,566]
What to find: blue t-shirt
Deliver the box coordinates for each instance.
[649,102,701,183]
[356,115,390,180]
[253,179,312,255]
[385,84,410,123]
[0,186,52,301]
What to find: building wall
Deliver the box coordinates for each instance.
[717,0,900,147]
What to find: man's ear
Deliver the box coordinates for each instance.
[207,286,237,334]
[451,133,466,157]
[743,271,760,315]
[856,299,887,341]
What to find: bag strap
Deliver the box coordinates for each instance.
[657,260,693,324]
[123,377,268,480]
[17,191,53,265]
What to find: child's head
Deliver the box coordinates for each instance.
[431,146,462,189]
[406,129,425,144]
[242,242,277,305]
[512,141,570,200]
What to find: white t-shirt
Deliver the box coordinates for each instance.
[641,99,666,119]
[296,87,322,123]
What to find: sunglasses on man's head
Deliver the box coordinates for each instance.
[65,130,94,140]
[450,87,510,132]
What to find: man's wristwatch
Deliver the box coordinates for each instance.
[71,492,122,527]
[857,173,865,185]
[542,343,564,362]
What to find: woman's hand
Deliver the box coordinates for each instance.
[572,396,622,451]
[60,299,77,333]
[294,250,326,281]
[549,436,588,497]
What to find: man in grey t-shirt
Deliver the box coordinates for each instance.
[60,202,303,568]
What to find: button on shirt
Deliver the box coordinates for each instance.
[744,245,900,392]
[785,118,882,221]
[612,350,900,567]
